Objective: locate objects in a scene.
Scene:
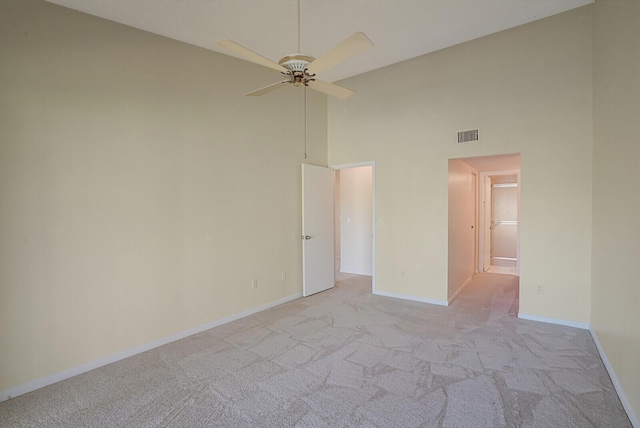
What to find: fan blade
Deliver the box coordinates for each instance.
[307,80,355,99]
[217,39,288,73]
[306,32,373,76]
[246,80,291,97]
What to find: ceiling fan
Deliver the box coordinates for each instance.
[217,25,373,99]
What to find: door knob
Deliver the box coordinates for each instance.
[301,235,311,240]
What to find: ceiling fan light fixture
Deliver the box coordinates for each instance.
[278,54,315,72]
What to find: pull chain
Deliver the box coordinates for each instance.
[304,86,308,159]
[299,0,307,159]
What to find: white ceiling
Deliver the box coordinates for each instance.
[45,0,592,83]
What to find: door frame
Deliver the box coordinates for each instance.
[472,172,478,274]
[482,174,492,272]
[478,169,521,276]
[330,161,376,293]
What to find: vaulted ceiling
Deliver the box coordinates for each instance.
[45,0,592,83]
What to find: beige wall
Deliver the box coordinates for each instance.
[4,2,637,420]
[447,160,477,300]
[0,0,327,392]
[328,7,593,320]
[592,0,640,423]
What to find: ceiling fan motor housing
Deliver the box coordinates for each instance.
[279,54,315,86]
[279,54,315,72]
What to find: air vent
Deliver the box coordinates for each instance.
[458,129,479,143]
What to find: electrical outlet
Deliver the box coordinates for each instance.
[252,279,258,289]
[281,271,287,281]
[535,283,543,294]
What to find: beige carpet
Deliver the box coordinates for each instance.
[0,273,632,427]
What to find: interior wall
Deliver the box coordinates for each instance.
[447,160,477,300]
[328,6,593,320]
[0,0,327,393]
[592,0,640,423]
[339,166,373,276]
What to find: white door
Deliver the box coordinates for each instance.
[302,164,335,296]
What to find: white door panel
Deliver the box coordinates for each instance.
[302,164,335,297]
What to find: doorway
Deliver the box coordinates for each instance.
[332,162,375,292]
[447,154,520,302]
[479,170,520,275]
[488,177,518,274]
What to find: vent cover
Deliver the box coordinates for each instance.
[458,129,479,143]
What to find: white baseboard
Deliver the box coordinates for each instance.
[447,276,473,305]
[589,328,639,428]
[0,292,302,402]
[373,289,448,306]
[517,313,589,330]
[517,314,637,425]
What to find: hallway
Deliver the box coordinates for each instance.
[450,272,519,319]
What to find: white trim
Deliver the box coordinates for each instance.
[0,292,302,402]
[517,313,589,330]
[374,289,448,307]
[518,315,637,426]
[590,328,639,428]
[448,275,473,305]
[331,161,376,295]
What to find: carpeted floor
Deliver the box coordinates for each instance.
[0,273,632,427]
